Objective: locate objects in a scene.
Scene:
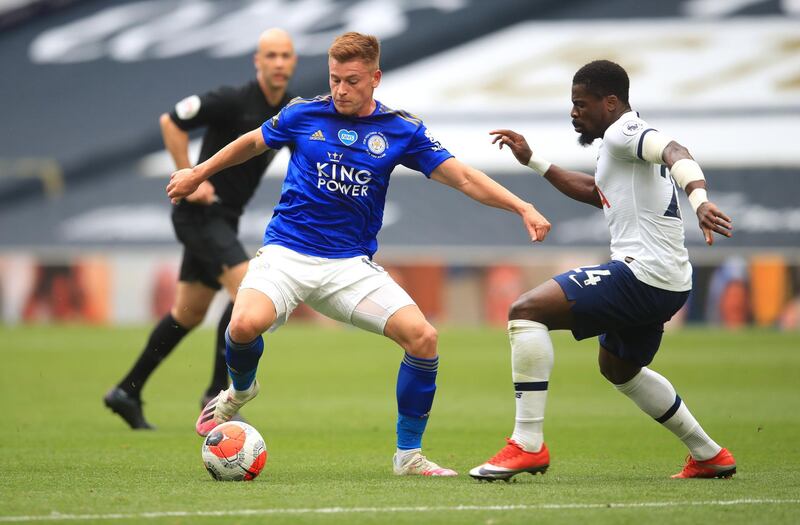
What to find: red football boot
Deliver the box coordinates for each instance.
[671,448,736,479]
[469,439,549,481]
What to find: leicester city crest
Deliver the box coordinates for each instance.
[365,132,388,158]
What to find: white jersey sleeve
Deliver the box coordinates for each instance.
[603,115,657,162]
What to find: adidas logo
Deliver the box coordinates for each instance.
[310,130,326,141]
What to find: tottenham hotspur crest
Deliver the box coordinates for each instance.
[365,131,388,158]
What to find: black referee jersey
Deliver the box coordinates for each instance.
[169,80,293,216]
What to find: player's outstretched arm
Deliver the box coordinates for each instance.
[490,129,602,208]
[166,128,269,204]
[643,134,733,245]
[159,113,216,205]
[430,157,551,242]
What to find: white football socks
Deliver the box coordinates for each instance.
[508,319,554,453]
[232,380,258,400]
[615,368,721,460]
[394,448,421,466]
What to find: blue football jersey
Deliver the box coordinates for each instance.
[260,95,453,258]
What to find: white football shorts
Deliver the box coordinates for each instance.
[239,244,415,334]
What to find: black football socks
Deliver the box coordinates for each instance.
[117,313,189,398]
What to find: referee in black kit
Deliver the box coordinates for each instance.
[104,28,298,429]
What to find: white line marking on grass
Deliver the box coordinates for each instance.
[1,499,799,522]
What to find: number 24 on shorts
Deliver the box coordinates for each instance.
[568,266,611,288]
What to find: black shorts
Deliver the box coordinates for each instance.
[171,203,249,290]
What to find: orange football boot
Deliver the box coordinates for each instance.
[469,439,549,481]
[671,448,736,479]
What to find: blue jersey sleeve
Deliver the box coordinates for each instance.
[399,124,454,177]
[260,100,299,149]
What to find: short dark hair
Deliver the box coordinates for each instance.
[573,60,630,105]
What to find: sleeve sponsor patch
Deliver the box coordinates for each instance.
[621,120,644,136]
[175,95,201,120]
[424,129,444,151]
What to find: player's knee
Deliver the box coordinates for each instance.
[405,322,438,359]
[508,292,541,322]
[598,361,617,384]
[171,306,204,330]
[600,367,635,386]
[598,355,640,385]
[227,314,265,343]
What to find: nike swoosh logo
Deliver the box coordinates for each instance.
[477,467,512,476]
[568,274,583,288]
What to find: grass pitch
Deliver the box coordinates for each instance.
[1,324,799,524]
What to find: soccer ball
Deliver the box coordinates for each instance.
[201,421,267,481]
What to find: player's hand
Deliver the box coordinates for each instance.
[185,180,217,205]
[166,168,202,204]
[696,201,732,246]
[522,204,551,242]
[490,129,533,166]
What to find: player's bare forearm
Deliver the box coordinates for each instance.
[167,128,268,203]
[159,113,192,170]
[489,128,600,208]
[195,129,267,180]
[431,158,551,241]
[431,159,521,212]
[460,170,526,212]
[661,140,692,168]
[662,141,699,198]
[543,165,603,208]
[658,140,733,244]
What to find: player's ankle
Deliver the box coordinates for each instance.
[232,380,257,399]
[510,434,543,453]
[395,448,421,464]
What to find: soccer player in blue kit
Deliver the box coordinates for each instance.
[167,32,552,476]
[470,60,736,481]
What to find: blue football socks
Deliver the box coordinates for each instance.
[396,353,438,450]
[224,328,264,391]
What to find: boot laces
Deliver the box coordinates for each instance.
[489,438,524,464]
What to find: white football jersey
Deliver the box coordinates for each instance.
[595,111,692,292]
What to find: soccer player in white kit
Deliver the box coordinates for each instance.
[470,60,736,481]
